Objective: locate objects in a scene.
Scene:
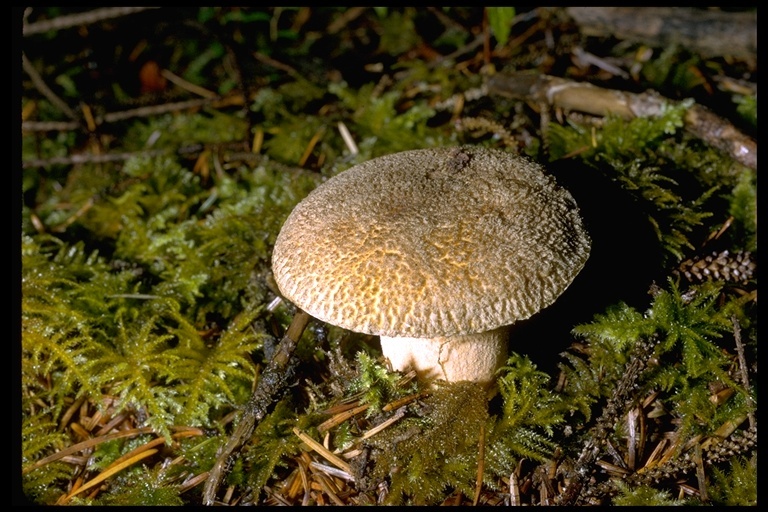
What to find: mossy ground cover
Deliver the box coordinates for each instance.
[19,7,756,506]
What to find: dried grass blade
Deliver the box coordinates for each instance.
[315,472,345,506]
[66,448,158,499]
[360,407,406,440]
[382,390,429,411]
[22,426,155,475]
[317,403,369,434]
[310,461,354,482]
[473,423,486,506]
[293,427,352,475]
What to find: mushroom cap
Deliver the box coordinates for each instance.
[272,146,591,338]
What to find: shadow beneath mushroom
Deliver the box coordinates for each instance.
[504,158,665,375]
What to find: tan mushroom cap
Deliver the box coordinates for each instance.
[272,146,591,339]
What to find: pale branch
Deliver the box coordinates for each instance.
[486,71,757,170]
[682,105,757,172]
[22,97,226,135]
[22,149,170,169]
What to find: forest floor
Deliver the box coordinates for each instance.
[19,7,757,506]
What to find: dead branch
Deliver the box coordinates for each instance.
[21,97,232,136]
[731,316,755,429]
[682,105,757,171]
[22,53,78,122]
[566,7,756,64]
[202,309,311,506]
[326,6,368,34]
[22,149,170,169]
[486,71,757,170]
[23,7,160,36]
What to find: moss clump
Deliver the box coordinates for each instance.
[365,381,489,505]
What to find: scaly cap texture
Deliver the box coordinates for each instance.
[272,146,591,338]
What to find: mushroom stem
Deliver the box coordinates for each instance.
[379,326,510,387]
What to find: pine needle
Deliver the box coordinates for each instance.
[66,448,159,500]
[293,427,353,475]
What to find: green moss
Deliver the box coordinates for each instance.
[566,277,755,454]
[546,107,726,263]
[348,352,414,414]
[20,150,318,493]
[263,116,326,164]
[366,381,488,505]
[122,110,249,151]
[709,454,757,506]
[328,80,449,159]
[21,413,72,502]
[734,94,757,128]
[89,466,184,506]
[728,169,757,252]
[546,99,691,163]
[611,481,686,506]
[483,355,569,484]
[640,45,708,94]
[376,8,420,55]
[242,400,305,498]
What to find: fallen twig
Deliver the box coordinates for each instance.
[486,71,757,170]
[22,53,78,121]
[202,309,311,505]
[566,7,756,63]
[23,7,160,36]
[731,316,755,429]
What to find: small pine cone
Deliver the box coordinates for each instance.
[676,250,756,285]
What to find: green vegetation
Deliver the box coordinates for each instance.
[20,6,756,506]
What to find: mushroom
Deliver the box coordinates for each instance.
[271,146,591,387]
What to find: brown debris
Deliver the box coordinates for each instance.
[675,250,756,285]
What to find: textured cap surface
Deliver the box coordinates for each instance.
[272,146,591,338]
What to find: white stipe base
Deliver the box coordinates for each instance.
[379,326,509,388]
